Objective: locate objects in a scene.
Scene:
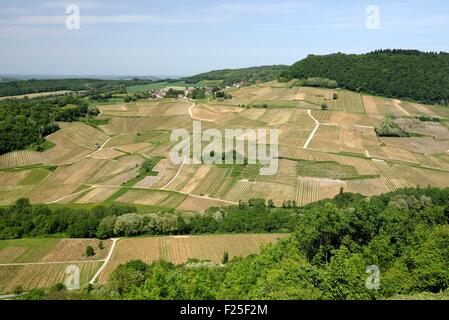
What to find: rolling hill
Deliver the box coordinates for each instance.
[283,50,449,105]
[181,65,289,86]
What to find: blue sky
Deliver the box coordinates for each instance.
[1,0,448,76]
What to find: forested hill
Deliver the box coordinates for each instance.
[182,65,289,86]
[283,50,449,105]
[0,79,152,97]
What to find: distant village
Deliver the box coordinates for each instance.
[148,80,248,100]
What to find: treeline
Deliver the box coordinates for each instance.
[292,77,338,89]
[182,65,289,86]
[0,94,97,154]
[0,198,298,240]
[0,199,138,239]
[39,186,449,300]
[0,79,153,97]
[282,50,449,105]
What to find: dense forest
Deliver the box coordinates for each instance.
[0,94,95,154]
[182,65,289,86]
[282,50,449,105]
[12,187,449,300]
[0,78,157,154]
[0,198,297,240]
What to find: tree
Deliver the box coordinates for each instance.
[110,260,149,295]
[99,241,105,250]
[375,118,410,137]
[222,252,229,264]
[267,200,275,208]
[114,213,145,236]
[96,216,117,239]
[13,285,24,296]
[321,102,329,110]
[85,245,95,257]
[51,283,67,292]
[333,93,339,100]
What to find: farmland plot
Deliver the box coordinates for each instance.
[99,234,288,283]
[0,239,59,264]
[115,189,187,208]
[295,177,320,206]
[177,195,231,211]
[0,151,44,169]
[0,262,102,294]
[40,239,112,262]
[192,166,233,196]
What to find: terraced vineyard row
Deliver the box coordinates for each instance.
[372,161,416,191]
[0,151,44,169]
[223,180,254,202]
[192,167,232,196]
[99,234,288,283]
[295,177,320,206]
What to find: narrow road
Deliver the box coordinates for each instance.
[89,238,120,285]
[161,157,187,190]
[188,101,217,123]
[303,110,320,149]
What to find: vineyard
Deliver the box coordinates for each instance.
[0,238,112,294]
[295,177,320,206]
[0,262,102,294]
[0,151,44,169]
[115,189,187,208]
[1,81,449,208]
[99,234,288,283]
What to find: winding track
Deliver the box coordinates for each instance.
[303,109,320,149]
[89,238,120,284]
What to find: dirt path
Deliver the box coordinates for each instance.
[188,102,218,123]
[47,186,96,204]
[161,157,187,190]
[89,238,120,284]
[393,99,411,116]
[303,110,320,149]
[188,102,196,119]
[187,193,238,205]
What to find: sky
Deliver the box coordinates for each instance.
[0,0,449,77]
